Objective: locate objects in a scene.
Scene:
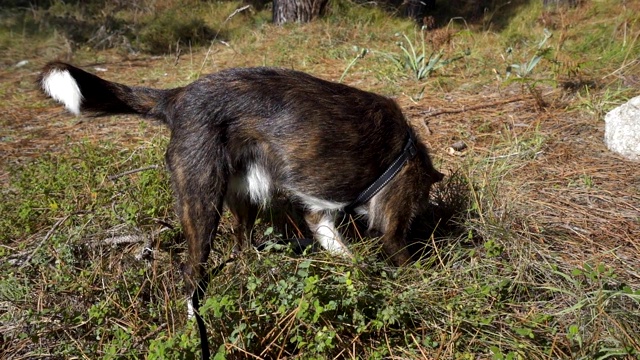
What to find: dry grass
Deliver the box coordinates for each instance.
[410,87,640,279]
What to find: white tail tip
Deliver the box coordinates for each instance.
[41,69,83,115]
[187,298,195,319]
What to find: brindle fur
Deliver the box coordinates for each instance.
[39,62,444,300]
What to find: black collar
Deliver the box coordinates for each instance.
[344,132,418,214]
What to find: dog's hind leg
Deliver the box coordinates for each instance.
[225,190,259,251]
[165,137,229,318]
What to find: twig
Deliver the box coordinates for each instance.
[108,164,160,181]
[486,150,543,160]
[384,331,394,358]
[134,323,167,348]
[21,214,72,267]
[228,342,265,359]
[261,307,298,357]
[63,328,91,360]
[410,333,429,359]
[225,5,252,22]
[153,218,175,230]
[422,96,527,119]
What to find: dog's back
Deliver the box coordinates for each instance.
[171,67,432,203]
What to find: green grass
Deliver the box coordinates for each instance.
[2,141,638,359]
[1,0,640,358]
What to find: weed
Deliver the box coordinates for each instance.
[339,46,368,83]
[387,27,468,81]
[575,86,631,121]
[502,28,554,108]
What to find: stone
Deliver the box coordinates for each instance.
[604,95,640,161]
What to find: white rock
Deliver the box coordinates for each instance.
[604,95,640,160]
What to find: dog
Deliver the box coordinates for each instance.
[39,62,444,315]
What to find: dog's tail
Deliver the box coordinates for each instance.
[39,62,179,124]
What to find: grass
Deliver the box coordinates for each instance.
[1,0,640,358]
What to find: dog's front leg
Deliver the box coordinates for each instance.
[225,186,259,252]
[304,211,352,257]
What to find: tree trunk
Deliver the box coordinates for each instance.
[272,0,329,24]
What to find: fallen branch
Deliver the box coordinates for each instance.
[102,234,146,246]
[486,150,544,161]
[422,96,527,119]
[108,164,160,181]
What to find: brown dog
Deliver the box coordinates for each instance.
[39,62,443,314]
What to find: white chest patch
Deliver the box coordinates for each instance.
[293,192,346,212]
[245,163,272,205]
